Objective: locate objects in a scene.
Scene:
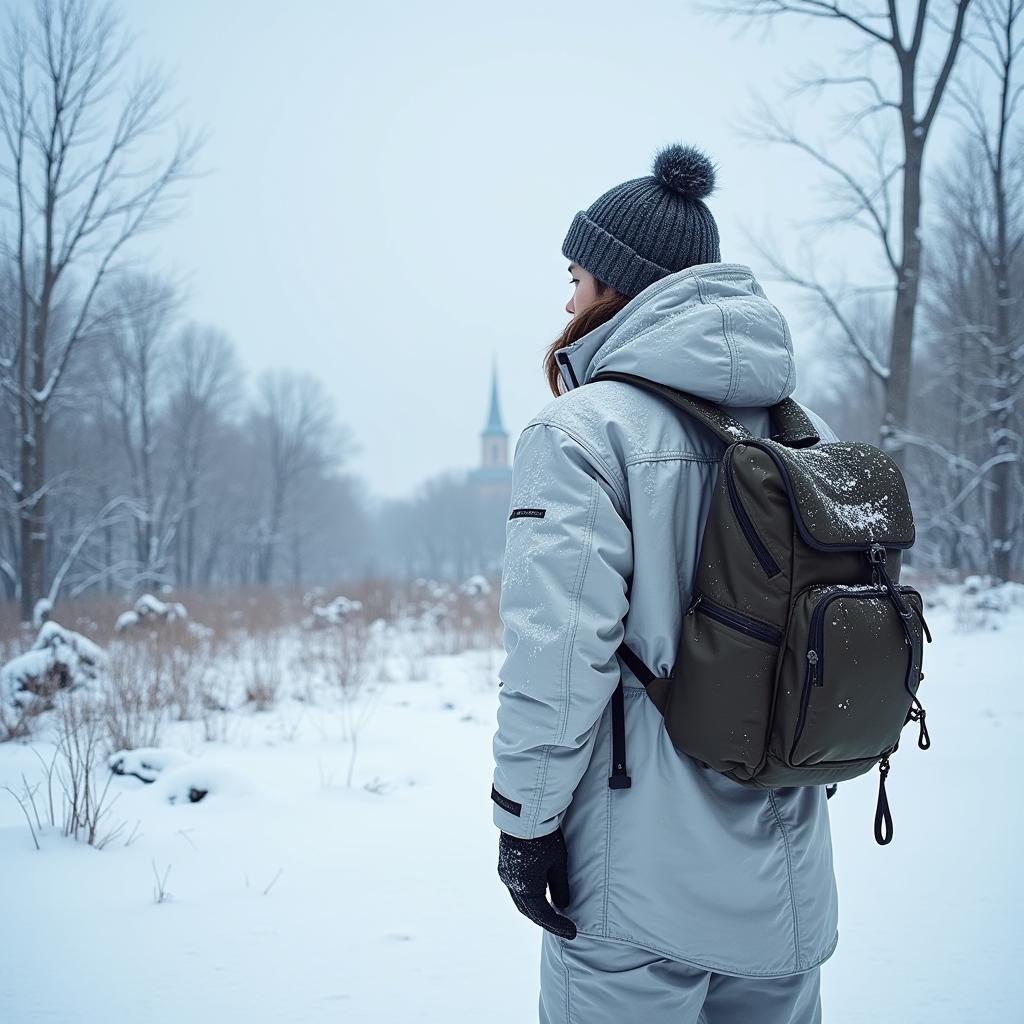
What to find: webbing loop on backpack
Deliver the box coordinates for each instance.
[874,757,894,845]
[589,370,820,449]
[608,641,658,790]
[608,682,631,789]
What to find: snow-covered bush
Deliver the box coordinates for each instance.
[32,598,53,628]
[302,586,328,609]
[100,642,169,752]
[304,595,363,629]
[0,622,106,738]
[459,575,491,597]
[115,594,188,633]
[243,633,284,711]
[404,576,500,656]
[954,575,1024,631]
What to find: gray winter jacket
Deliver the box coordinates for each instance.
[491,262,840,977]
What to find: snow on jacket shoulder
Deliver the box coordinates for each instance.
[491,262,840,977]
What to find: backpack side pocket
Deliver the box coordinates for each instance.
[665,592,782,781]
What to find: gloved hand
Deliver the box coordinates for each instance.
[497,828,576,939]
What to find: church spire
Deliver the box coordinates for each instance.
[483,357,506,437]
[469,357,513,494]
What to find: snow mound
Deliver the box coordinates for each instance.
[153,762,252,805]
[109,747,249,804]
[109,747,193,783]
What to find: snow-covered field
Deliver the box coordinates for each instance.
[0,595,1021,1023]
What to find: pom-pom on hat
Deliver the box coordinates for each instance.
[561,142,722,298]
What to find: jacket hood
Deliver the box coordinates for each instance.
[555,262,796,407]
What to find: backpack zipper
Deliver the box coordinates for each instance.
[689,592,783,646]
[724,446,782,578]
[791,585,922,757]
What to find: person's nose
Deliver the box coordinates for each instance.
[565,298,574,315]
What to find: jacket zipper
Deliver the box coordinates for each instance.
[791,585,922,757]
[724,446,782,577]
[688,592,783,646]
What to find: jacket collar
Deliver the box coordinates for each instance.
[555,262,795,408]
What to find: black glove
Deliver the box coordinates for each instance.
[497,828,577,939]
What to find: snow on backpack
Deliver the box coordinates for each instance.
[590,370,932,845]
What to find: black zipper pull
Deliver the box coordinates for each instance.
[874,756,893,845]
[908,698,931,750]
[687,594,703,616]
[806,648,821,686]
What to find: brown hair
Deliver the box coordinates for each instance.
[542,280,633,397]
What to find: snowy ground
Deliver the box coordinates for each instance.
[0,604,1021,1023]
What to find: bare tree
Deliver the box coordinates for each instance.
[102,272,180,584]
[166,323,243,587]
[252,369,350,584]
[706,0,973,461]
[915,0,1024,577]
[0,0,202,619]
[944,0,1024,577]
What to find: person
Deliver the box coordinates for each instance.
[490,143,840,1024]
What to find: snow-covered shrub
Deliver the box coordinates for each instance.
[100,642,169,752]
[459,575,491,597]
[101,601,213,745]
[304,595,364,629]
[243,633,283,711]
[115,594,188,633]
[32,598,53,628]
[187,621,214,641]
[0,621,106,739]
[405,576,500,656]
[955,575,1024,631]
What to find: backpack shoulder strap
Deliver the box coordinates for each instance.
[769,397,820,448]
[590,370,752,446]
[589,370,820,449]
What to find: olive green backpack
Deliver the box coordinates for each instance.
[591,371,932,846]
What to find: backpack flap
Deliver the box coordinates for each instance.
[748,440,916,551]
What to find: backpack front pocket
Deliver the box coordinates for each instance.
[772,585,925,771]
[666,593,782,780]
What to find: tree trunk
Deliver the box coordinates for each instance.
[883,136,925,468]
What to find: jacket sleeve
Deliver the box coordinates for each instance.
[491,421,633,839]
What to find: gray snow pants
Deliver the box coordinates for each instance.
[539,933,822,1024]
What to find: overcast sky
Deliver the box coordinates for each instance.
[111,0,962,500]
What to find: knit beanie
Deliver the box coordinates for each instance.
[561,143,722,298]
